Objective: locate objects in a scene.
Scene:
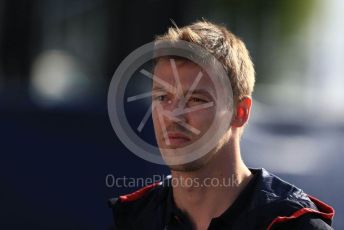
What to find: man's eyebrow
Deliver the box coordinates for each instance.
[151,87,215,98]
[152,86,168,92]
[189,89,214,99]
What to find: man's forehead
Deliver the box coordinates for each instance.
[153,60,210,82]
[151,73,214,90]
[154,57,200,72]
[151,57,218,94]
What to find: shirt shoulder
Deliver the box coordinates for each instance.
[108,178,171,230]
[272,213,333,230]
[247,169,335,229]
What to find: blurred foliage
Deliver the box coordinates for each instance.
[211,0,317,39]
[195,0,319,84]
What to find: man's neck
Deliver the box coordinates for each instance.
[170,140,252,230]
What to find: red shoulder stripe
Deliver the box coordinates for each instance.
[119,182,161,203]
[308,195,335,219]
[267,194,334,230]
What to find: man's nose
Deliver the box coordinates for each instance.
[162,98,188,123]
[164,98,179,111]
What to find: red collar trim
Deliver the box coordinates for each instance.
[119,182,161,202]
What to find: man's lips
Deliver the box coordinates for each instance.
[166,132,191,145]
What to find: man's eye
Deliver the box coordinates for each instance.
[154,95,167,101]
[189,97,207,103]
[186,97,209,107]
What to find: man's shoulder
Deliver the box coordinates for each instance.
[108,176,171,229]
[248,168,334,229]
[251,168,314,207]
[109,180,169,211]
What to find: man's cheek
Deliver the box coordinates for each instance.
[152,114,160,135]
[191,111,214,126]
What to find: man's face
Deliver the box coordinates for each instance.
[152,58,221,170]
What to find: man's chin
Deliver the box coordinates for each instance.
[163,149,217,172]
[168,161,205,172]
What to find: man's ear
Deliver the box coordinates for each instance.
[231,97,252,128]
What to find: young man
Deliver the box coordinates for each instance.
[109,21,334,229]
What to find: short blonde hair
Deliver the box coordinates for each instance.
[155,20,255,102]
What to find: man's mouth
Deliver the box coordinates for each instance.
[166,132,191,146]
